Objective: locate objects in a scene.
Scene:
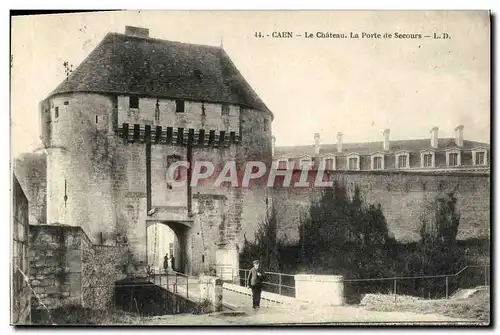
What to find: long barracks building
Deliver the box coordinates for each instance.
[272,128,490,243]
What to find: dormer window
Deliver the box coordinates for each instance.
[371,153,385,170]
[277,159,288,170]
[476,152,485,165]
[448,153,459,166]
[395,151,410,169]
[129,96,139,109]
[347,153,360,170]
[472,148,488,166]
[373,157,383,170]
[420,150,435,168]
[446,149,461,167]
[299,157,312,170]
[324,157,335,170]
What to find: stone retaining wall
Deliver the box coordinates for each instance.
[29,224,125,311]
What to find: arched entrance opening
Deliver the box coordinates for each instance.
[146,220,190,275]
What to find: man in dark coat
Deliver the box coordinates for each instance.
[170,255,176,272]
[163,253,169,273]
[246,260,264,309]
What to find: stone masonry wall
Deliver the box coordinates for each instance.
[273,171,490,244]
[29,224,124,310]
[12,174,31,324]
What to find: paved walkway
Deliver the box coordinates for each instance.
[151,274,281,310]
[142,303,483,325]
[147,275,484,324]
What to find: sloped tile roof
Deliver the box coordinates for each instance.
[275,138,490,158]
[48,32,272,116]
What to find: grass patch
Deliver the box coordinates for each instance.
[362,288,490,322]
[31,305,152,325]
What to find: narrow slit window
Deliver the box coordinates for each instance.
[95,115,98,124]
[55,107,59,119]
[155,99,160,121]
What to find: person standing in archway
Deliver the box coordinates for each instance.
[163,253,169,273]
[170,254,176,272]
[247,260,264,310]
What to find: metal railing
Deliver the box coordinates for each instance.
[217,265,296,297]
[150,269,190,299]
[343,265,490,302]
[216,264,490,302]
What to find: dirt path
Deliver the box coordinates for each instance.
[131,303,483,325]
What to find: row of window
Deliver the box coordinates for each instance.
[51,98,235,123]
[277,150,488,171]
[129,97,231,118]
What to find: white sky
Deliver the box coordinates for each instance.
[10,10,490,157]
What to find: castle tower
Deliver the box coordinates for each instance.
[40,27,273,275]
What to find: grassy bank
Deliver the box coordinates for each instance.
[361,288,490,322]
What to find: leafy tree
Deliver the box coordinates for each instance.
[420,191,461,247]
[255,204,280,272]
[240,203,280,273]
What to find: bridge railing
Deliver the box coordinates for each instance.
[151,270,190,299]
[217,265,296,297]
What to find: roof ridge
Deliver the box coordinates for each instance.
[107,32,223,51]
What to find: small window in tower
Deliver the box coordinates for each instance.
[176,100,185,113]
[222,104,230,116]
[264,119,268,131]
[55,106,59,119]
[155,99,160,121]
[96,115,99,124]
[129,96,139,109]
[64,101,69,105]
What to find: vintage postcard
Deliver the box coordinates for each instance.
[10,10,490,326]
